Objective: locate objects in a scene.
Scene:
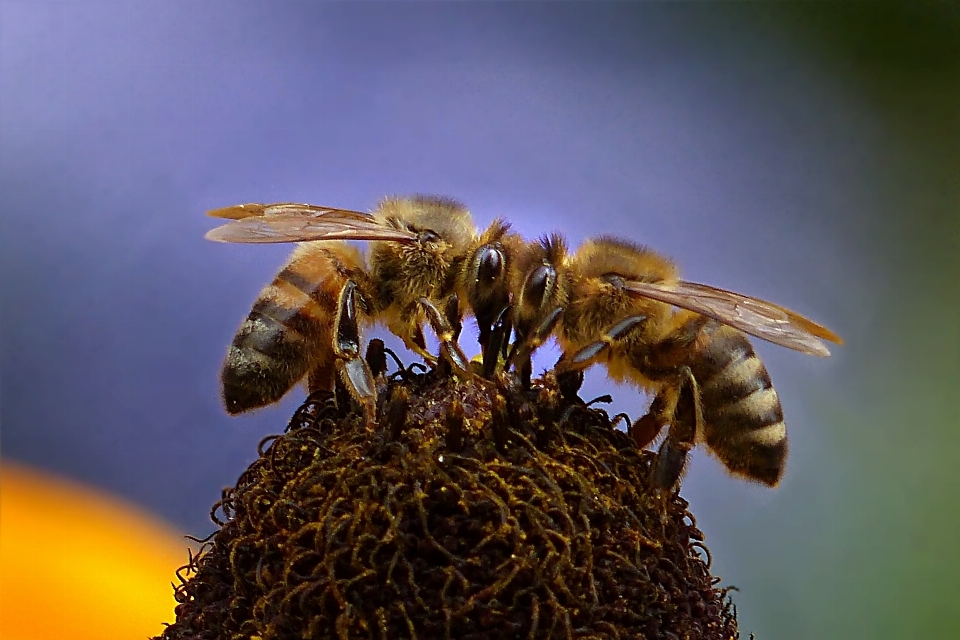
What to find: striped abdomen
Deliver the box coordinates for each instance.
[221,243,361,414]
[694,326,787,486]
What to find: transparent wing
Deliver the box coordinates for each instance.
[207,202,375,221]
[622,280,842,357]
[204,203,417,244]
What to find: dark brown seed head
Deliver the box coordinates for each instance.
[157,372,741,639]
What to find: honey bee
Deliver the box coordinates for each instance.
[206,195,522,417]
[510,235,842,490]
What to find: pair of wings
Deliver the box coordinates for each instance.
[207,203,842,357]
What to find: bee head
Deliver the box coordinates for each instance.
[512,234,571,335]
[456,219,524,324]
[521,262,556,312]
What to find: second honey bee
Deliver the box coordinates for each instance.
[206,195,522,417]
[509,235,842,490]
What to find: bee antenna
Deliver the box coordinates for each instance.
[539,233,567,263]
[491,217,512,236]
[480,218,512,243]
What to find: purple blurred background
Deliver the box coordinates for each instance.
[2,3,957,638]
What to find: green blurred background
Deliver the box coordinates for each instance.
[721,4,960,638]
[2,2,957,638]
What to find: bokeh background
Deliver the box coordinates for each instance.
[2,2,957,638]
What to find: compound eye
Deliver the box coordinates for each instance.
[476,246,503,283]
[523,264,555,307]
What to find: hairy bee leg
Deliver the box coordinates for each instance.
[630,391,670,449]
[430,296,461,378]
[652,368,703,491]
[508,306,564,387]
[481,305,512,379]
[512,332,534,389]
[333,281,377,423]
[558,314,648,373]
[401,323,439,367]
[643,313,718,373]
[444,295,463,342]
[419,297,471,376]
[476,321,492,358]
[500,315,512,360]
[631,313,717,447]
[509,306,564,366]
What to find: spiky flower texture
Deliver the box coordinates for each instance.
[158,365,740,639]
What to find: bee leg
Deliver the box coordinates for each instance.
[645,313,718,370]
[444,295,464,342]
[473,296,500,355]
[333,281,377,424]
[476,322,492,358]
[630,391,669,449]
[557,315,648,373]
[419,297,471,377]
[651,368,703,492]
[402,323,439,367]
[481,304,512,379]
[333,374,354,416]
[500,315,512,360]
[508,306,564,387]
[509,327,532,388]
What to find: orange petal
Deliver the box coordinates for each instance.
[0,462,190,640]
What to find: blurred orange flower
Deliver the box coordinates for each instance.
[0,462,188,640]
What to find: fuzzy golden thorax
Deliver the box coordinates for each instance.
[558,237,679,351]
[367,195,477,310]
[572,235,679,285]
